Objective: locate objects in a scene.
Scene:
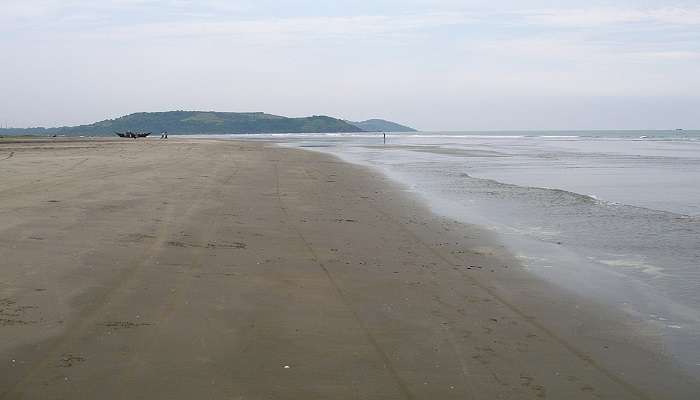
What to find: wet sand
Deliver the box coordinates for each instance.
[0,138,698,399]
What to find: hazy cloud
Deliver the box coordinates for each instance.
[524,6,700,26]
[1,0,699,130]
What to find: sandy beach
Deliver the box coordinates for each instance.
[1,138,698,399]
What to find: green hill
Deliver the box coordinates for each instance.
[348,119,416,132]
[0,111,365,136]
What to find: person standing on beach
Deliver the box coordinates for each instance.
[383,132,386,144]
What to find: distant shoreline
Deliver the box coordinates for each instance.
[0,111,416,137]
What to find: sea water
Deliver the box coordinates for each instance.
[202,130,700,374]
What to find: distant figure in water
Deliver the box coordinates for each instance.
[165,132,168,139]
[160,132,165,139]
[383,132,386,144]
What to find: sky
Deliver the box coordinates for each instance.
[1,0,699,130]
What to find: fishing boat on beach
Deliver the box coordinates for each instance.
[115,131,151,138]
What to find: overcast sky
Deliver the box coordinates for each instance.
[1,0,699,130]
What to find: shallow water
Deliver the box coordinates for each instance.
[196,130,700,374]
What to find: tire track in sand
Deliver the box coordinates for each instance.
[304,163,653,400]
[0,146,203,399]
[273,162,416,400]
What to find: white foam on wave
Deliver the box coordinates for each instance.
[597,258,666,277]
[403,134,527,139]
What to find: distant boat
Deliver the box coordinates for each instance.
[115,131,151,138]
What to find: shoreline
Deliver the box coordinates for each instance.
[290,138,700,371]
[286,139,700,383]
[1,138,698,398]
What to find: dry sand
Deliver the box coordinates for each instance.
[0,138,698,399]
